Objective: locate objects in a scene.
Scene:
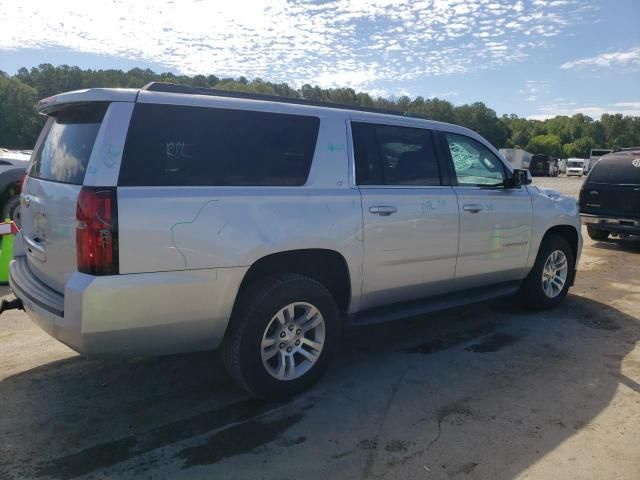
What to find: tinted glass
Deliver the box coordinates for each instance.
[446,133,506,187]
[588,156,640,185]
[119,104,319,186]
[28,103,108,185]
[352,122,440,186]
[352,123,383,185]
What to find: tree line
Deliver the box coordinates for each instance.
[1,64,639,157]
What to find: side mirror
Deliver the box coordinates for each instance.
[506,168,532,188]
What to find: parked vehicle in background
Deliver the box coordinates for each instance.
[611,147,640,156]
[580,149,640,240]
[558,158,567,174]
[499,148,532,170]
[0,149,29,226]
[9,83,582,398]
[529,154,559,177]
[588,149,613,172]
[566,158,585,176]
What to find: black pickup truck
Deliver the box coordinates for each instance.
[579,148,640,240]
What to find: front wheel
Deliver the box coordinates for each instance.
[587,226,609,241]
[221,273,340,399]
[520,234,574,310]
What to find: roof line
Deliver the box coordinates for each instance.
[141,82,419,119]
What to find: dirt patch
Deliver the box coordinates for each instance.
[465,333,520,353]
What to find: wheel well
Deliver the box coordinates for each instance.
[236,249,351,314]
[543,225,579,261]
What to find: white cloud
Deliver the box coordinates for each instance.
[613,102,640,109]
[520,80,550,102]
[528,100,640,120]
[428,90,459,98]
[0,0,593,91]
[561,47,640,69]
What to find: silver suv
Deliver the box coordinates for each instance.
[10,83,582,398]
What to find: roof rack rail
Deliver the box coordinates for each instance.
[141,82,415,118]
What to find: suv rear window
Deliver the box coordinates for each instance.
[28,103,108,185]
[119,104,320,186]
[588,156,640,185]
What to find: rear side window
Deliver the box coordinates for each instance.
[352,122,440,186]
[28,103,108,185]
[588,156,640,185]
[119,104,320,186]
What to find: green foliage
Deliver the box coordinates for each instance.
[0,73,43,148]
[453,102,509,147]
[2,64,640,152]
[526,134,563,157]
[563,136,595,158]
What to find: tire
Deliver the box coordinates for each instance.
[221,273,340,399]
[587,226,609,241]
[520,234,574,310]
[1,195,21,228]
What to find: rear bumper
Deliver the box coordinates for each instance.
[581,214,640,235]
[9,255,247,356]
[580,213,640,235]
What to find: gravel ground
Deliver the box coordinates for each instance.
[1,176,639,480]
[531,175,586,198]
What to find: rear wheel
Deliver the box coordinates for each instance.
[520,234,574,310]
[587,226,609,241]
[221,273,340,399]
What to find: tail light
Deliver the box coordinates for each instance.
[76,187,119,275]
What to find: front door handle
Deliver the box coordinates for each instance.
[369,206,398,216]
[462,204,484,213]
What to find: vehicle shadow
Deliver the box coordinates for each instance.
[1,294,638,479]
[590,237,640,254]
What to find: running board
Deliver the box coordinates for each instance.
[348,281,521,327]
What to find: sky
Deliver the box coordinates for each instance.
[1,0,639,119]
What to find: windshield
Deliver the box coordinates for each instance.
[568,161,583,168]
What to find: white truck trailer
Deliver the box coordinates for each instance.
[499,148,532,170]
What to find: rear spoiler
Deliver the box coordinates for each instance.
[37,88,139,114]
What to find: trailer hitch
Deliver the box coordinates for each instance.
[0,297,24,315]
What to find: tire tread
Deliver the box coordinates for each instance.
[221,273,334,398]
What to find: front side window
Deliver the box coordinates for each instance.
[352,122,440,186]
[119,104,320,186]
[446,133,506,187]
[28,103,108,185]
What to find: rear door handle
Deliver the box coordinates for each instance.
[369,206,398,216]
[462,204,483,213]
